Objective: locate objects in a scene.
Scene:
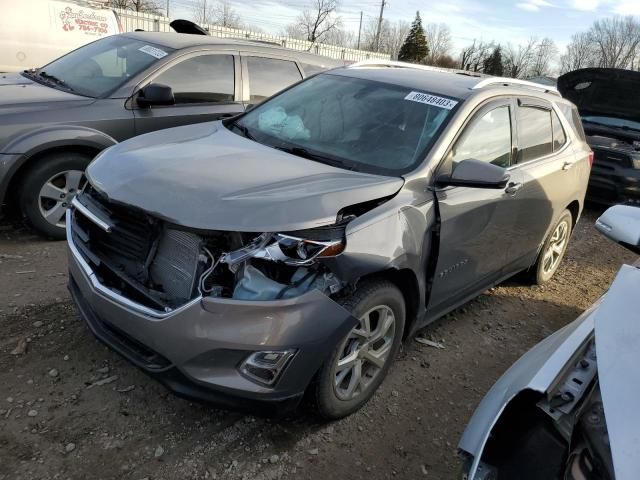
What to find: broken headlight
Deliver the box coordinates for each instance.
[261,234,345,265]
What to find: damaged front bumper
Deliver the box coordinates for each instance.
[67,216,358,411]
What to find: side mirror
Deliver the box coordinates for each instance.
[595,205,640,254]
[438,159,510,189]
[137,83,174,108]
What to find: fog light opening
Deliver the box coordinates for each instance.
[239,349,297,386]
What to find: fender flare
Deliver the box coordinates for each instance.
[0,125,117,206]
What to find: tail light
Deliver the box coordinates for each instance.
[588,151,594,168]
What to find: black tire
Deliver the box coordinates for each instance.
[529,209,573,285]
[19,152,91,240]
[312,279,405,420]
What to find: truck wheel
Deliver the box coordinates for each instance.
[19,152,90,240]
[530,209,573,285]
[312,280,405,420]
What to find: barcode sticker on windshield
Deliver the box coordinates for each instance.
[139,45,168,59]
[404,91,458,110]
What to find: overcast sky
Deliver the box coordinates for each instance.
[171,0,640,52]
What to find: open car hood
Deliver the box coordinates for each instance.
[557,68,640,123]
[87,121,404,232]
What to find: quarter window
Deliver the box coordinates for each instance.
[246,57,302,103]
[450,106,512,168]
[153,55,235,104]
[551,109,567,151]
[517,106,553,162]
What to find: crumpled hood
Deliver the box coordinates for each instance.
[557,68,640,123]
[87,121,404,231]
[0,72,92,115]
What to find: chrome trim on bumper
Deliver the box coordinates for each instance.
[66,209,202,319]
[71,196,112,232]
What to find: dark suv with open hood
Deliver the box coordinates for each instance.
[558,68,640,205]
[0,30,339,239]
[67,63,591,418]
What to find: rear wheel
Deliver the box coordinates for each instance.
[312,280,405,419]
[19,152,90,239]
[530,209,572,284]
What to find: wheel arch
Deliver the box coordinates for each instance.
[357,267,421,339]
[1,126,116,211]
[566,199,581,228]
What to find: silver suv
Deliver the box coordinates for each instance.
[67,62,592,419]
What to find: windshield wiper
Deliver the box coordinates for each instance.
[38,71,74,92]
[230,122,255,141]
[274,145,358,171]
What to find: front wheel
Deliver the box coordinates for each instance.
[530,209,573,284]
[312,280,405,419]
[19,152,90,239]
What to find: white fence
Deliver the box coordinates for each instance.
[113,8,390,62]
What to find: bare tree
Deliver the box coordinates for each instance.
[529,37,558,76]
[502,37,537,78]
[294,0,341,43]
[460,40,493,72]
[111,0,130,9]
[323,28,357,49]
[212,1,243,28]
[560,32,597,73]
[360,19,411,57]
[424,23,453,64]
[589,16,640,69]
[112,0,161,13]
[190,0,216,25]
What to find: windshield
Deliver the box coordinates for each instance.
[23,36,174,98]
[582,116,640,132]
[231,73,459,175]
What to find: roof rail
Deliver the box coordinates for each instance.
[349,60,463,75]
[472,77,561,96]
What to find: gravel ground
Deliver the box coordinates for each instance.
[0,208,635,480]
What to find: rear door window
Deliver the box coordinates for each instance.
[516,105,553,163]
[246,57,302,103]
[153,54,235,104]
[551,110,567,151]
[450,106,512,169]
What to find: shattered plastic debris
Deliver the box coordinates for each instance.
[415,337,445,349]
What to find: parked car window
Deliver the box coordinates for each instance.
[24,36,174,98]
[557,104,586,141]
[233,73,458,175]
[153,55,235,104]
[450,106,512,168]
[551,109,567,151]
[246,57,302,103]
[517,106,553,162]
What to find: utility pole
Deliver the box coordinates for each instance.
[374,0,386,52]
[357,11,363,50]
[166,0,169,18]
[203,0,207,24]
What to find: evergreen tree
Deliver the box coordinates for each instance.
[483,46,504,76]
[398,12,429,63]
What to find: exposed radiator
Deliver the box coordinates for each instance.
[150,229,202,302]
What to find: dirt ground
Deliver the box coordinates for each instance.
[0,208,635,480]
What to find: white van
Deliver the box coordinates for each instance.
[0,0,121,72]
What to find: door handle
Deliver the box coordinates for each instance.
[562,161,576,171]
[505,182,523,195]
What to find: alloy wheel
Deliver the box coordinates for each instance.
[542,219,569,276]
[37,170,86,228]
[333,305,396,401]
